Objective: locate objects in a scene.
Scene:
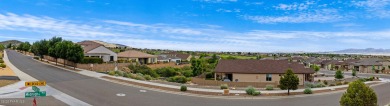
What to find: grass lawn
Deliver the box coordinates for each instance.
[218,54,257,59]
[0,80,19,87]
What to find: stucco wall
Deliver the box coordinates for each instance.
[232,73,305,85]
[87,46,118,62]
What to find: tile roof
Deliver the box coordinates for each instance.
[77,41,103,53]
[176,54,191,59]
[118,50,157,58]
[215,60,315,74]
[350,58,384,66]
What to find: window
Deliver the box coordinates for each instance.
[266,74,272,81]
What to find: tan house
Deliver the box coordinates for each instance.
[161,52,192,62]
[214,60,315,85]
[77,41,117,62]
[118,50,157,64]
[349,58,390,73]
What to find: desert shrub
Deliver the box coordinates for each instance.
[220,84,228,89]
[323,80,328,85]
[315,82,326,88]
[329,84,335,86]
[304,88,313,94]
[116,71,124,77]
[180,85,187,91]
[108,71,115,76]
[0,59,4,63]
[129,65,159,78]
[336,82,343,85]
[368,76,374,81]
[343,81,349,85]
[33,57,39,60]
[167,76,188,83]
[80,57,103,64]
[304,82,315,88]
[265,85,274,90]
[144,75,152,80]
[359,78,367,82]
[134,75,145,80]
[0,63,6,68]
[245,86,256,95]
[253,91,261,96]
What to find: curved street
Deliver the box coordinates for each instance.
[6,50,390,106]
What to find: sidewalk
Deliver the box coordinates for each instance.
[37,57,386,94]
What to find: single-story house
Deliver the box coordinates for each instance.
[349,58,389,73]
[214,60,315,85]
[157,55,181,63]
[118,50,157,64]
[161,52,192,62]
[77,41,118,62]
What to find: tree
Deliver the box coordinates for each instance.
[0,44,4,51]
[6,43,12,49]
[47,37,63,65]
[340,80,377,106]
[191,59,207,77]
[55,41,73,67]
[279,69,299,95]
[31,39,49,60]
[352,69,357,77]
[312,65,320,74]
[66,44,84,69]
[335,70,344,80]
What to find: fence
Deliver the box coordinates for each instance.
[43,55,131,72]
[191,77,278,88]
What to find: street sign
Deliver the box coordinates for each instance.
[32,86,40,92]
[25,91,46,98]
[25,81,46,86]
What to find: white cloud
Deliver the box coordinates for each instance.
[242,9,344,23]
[274,1,315,11]
[339,38,369,44]
[333,23,362,27]
[0,13,120,37]
[351,0,390,18]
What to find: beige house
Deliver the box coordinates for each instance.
[214,60,315,85]
[118,50,157,64]
[77,41,117,62]
[349,58,390,73]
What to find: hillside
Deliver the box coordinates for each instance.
[0,40,23,46]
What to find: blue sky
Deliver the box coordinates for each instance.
[1,0,390,52]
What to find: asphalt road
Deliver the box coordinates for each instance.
[7,50,390,106]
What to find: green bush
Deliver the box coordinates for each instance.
[329,84,335,86]
[315,82,326,88]
[167,76,188,83]
[220,84,228,89]
[0,63,6,68]
[304,82,315,88]
[129,65,159,78]
[304,88,313,94]
[336,82,343,85]
[108,71,115,76]
[180,85,187,91]
[0,59,3,63]
[144,75,152,80]
[253,91,261,96]
[116,71,124,77]
[80,57,103,64]
[359,78,367,82]
[245,86,256,95]
[368,76,374,81]
[134,75,145,80]
[265,85,274,90]
[323,80,328,85]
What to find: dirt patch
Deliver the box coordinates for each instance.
[0,80,19,87]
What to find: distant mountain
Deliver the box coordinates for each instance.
[0,40,23,46]
[332,48,390,54]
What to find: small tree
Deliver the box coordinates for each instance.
[352,69,356,77]
[340,80,377,106]
[0,44,4,51]
[312,65,320,74]
[335,70,344,80]
[66,44,84,69]
[279,69,299,95]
